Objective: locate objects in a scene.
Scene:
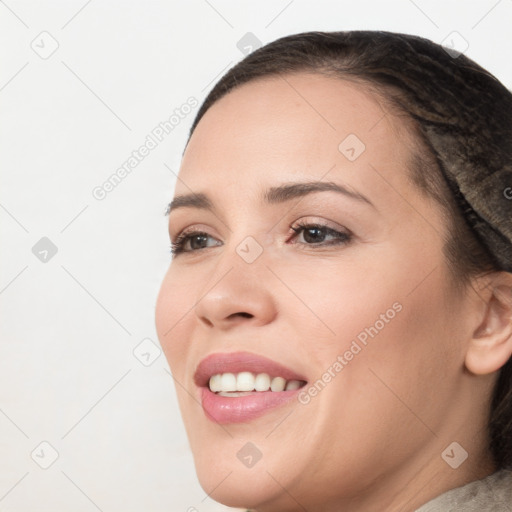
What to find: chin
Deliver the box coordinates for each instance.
[194,461,280,510]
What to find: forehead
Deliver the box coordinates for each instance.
[177,73,416,207]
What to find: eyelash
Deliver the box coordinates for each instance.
[169,221,352,257]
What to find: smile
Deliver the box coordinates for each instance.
[209,372,304,394]
[194,351,308,424]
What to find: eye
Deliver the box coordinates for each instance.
[169,221,352,258]
[289,221,352,247]
[170,230,221,256]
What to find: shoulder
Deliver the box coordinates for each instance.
[416,469,512,511]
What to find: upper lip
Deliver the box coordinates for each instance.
[194,351,308,388]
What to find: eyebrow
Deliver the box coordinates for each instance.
[166,181,375,216]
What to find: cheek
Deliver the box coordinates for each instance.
[155,270,195,377]
[321,266,459,437]
[272,255,407,361]
[290,268,459,488]
[294,249,456,404]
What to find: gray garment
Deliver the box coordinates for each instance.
[415,469,512,511]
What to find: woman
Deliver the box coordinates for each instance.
[155,31,512,511]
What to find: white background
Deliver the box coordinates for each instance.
[1,1,511,511]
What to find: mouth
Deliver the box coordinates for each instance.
[194,351,308,424]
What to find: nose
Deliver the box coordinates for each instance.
[194,256,278,331]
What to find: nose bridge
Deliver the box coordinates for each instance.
[194,233,277,328]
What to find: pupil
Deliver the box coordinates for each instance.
[191,234,208,250]
[304,227,325,243]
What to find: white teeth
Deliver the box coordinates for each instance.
[285,380,301,391]
[254,373,271,392]
[220,373,237,392]
[208,372,304,394]
[218,391,255,397]
[270,376,286,392]
[209,374,222,393]
[237,371,255,391]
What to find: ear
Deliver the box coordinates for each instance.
[465,276,512,376]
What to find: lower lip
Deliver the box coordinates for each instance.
[200,387,303,424]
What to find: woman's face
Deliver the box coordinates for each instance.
[155,74,474,510]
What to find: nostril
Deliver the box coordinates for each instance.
[230,312,253,319]
[200,317,214,327]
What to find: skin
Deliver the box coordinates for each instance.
[155,73,512,512]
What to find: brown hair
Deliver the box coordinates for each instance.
[186,30,512,469]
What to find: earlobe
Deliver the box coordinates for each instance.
[465,284,512,376]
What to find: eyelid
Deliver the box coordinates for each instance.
[170,216,354,258]
[290,216,348,233]
[169,223,217,240]
[170,216,347,241]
